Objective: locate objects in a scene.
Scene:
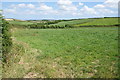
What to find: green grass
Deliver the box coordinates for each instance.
[3,27,118,78]
[50,19,94,27]
[8,20,34,25]
[74,18,119,26]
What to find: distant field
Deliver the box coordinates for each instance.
[8,18,119,27]
[3,27,118,78]
[8,20,34,25]
[50,19,94,27]
[74,18,119,27]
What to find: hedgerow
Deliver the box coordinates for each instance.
[27,24,75,29]
[1,15,12,62]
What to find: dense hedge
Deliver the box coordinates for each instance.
[28,24,74,29]
[2,18,12,62]
[0,14,2,60]
[75,25,119,27]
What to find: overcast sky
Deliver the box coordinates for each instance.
[2,0,119,20]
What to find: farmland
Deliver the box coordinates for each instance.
[7,18,119,29]
[2,17,119,78]
[50,19,94,27]
[51,18,119,27]
[3,27,119,78]
[74,18,119,27]
[8,20,34,25]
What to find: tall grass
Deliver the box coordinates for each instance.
[4,27,118,78]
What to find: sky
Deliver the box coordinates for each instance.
[1,0,119,20]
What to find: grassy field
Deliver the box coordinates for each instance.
[8,20,34,25]
[3,27,118,78]
[74,18,119,27]
[49,18,119,27]
[50,19,94,27]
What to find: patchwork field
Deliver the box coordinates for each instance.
[7,18,119,28]
[50,19,94,27]
[3,27,118,78]
[51,18,119,27]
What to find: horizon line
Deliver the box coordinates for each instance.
[4,17,119,21]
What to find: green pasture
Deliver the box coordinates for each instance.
[8,20,34,25]
[74,18,119,27]
[50,19,94,27]
[3,27,118,78]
